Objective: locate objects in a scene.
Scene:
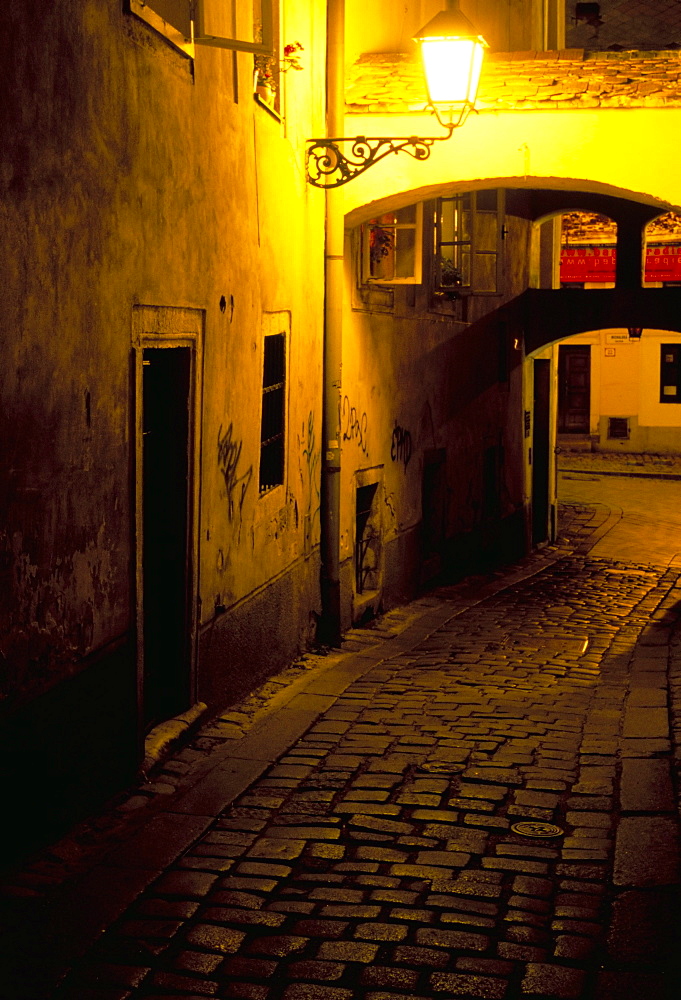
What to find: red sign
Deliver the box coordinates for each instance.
[560,244,681,284]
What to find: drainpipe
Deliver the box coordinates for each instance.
[319,0,344,645]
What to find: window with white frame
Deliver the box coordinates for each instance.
[361,205,423,285]
[434,190,505,295]
[129,0,194,54]
[128,1,275,59]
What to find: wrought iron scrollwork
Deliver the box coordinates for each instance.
[306,131,453,189]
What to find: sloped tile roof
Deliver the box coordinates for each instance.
[345,49,681,114]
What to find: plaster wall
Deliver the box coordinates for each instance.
[339,198,533,623]
[340,109,681,226]
[0,2,326,767]
[561,328,681,452]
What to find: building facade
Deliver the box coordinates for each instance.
[1,0,328,855]
[3,0,681,856]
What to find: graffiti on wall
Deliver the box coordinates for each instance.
[390,422,413,470]
[217,422,253,524]
[298,411,321,554]
[300,411,320,500]
[341,396,369,456]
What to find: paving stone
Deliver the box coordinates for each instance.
[173,950,224,973]
[413,850,471,868]
[620,759,675,811]
[415,928,488,951]
[282,986,353,1000]
[360,966,420,988]
[392,945,449,968]
[150,971,219,994]
[268,827,341,840]
[622,707,668,738]
[497,942,547,962]
[462,767,522,785]
[247,839,306,860]
[185,925,246,953]
[287,960,346,980]
[429,972,508,997]
[520,962,586,998]
[319,905,382,918]
[246,935,309,957]
[347,815,414,834]
[354,921,409,941]
[447,797,495,812]
[317,940,379,962]
[607,888,679,963]
[458,783,509,801]
[614,816,680,886]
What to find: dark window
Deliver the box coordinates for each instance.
[608,417,629,439]
[355,483,380,594]
[259,333,286,491]
[660,345,681,403]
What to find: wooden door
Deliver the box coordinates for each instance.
[558,345,591,434]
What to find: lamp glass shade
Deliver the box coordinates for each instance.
[419,37,484,106]
[414,5,487,118]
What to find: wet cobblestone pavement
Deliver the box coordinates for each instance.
[2,474,681,1000]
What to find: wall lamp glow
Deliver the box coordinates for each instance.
[306,1,487,188]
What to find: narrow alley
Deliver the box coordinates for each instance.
[2,464,680,1000]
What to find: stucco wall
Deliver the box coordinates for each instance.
[0,1,327,788]
[562,328,681,452]
[339,194,532,623]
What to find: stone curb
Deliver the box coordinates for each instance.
[561,466,681,481]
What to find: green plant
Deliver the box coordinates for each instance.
[369,224,394,266]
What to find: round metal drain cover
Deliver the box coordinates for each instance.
[511,821,563,839]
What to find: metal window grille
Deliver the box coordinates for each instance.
[259,333,285,491]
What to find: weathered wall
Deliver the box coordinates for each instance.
[339,194,532,624]
[0,0,327,844]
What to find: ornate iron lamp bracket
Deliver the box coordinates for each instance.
[306,126,454,189]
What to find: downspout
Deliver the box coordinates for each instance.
[319,0,344,645]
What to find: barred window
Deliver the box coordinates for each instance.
[259,332,286,491]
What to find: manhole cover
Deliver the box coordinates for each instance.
[511,821,563,838]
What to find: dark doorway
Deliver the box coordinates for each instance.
[422,449,447,558]
[532,359,551,545]
[142,347,192,730]
[558,345,591,433]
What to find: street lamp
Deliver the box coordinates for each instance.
[307,1,488,188]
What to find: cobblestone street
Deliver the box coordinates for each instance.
[2,469,681,1000]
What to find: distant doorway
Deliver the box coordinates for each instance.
[558,345,591,433]
[142,346,192,730]
[532,359,551,545]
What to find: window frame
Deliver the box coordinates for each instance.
[360,204,423,286]
[434,189,505,296]
[259,331,287,493]
[128,1,275,57]
[129,0,194,55]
